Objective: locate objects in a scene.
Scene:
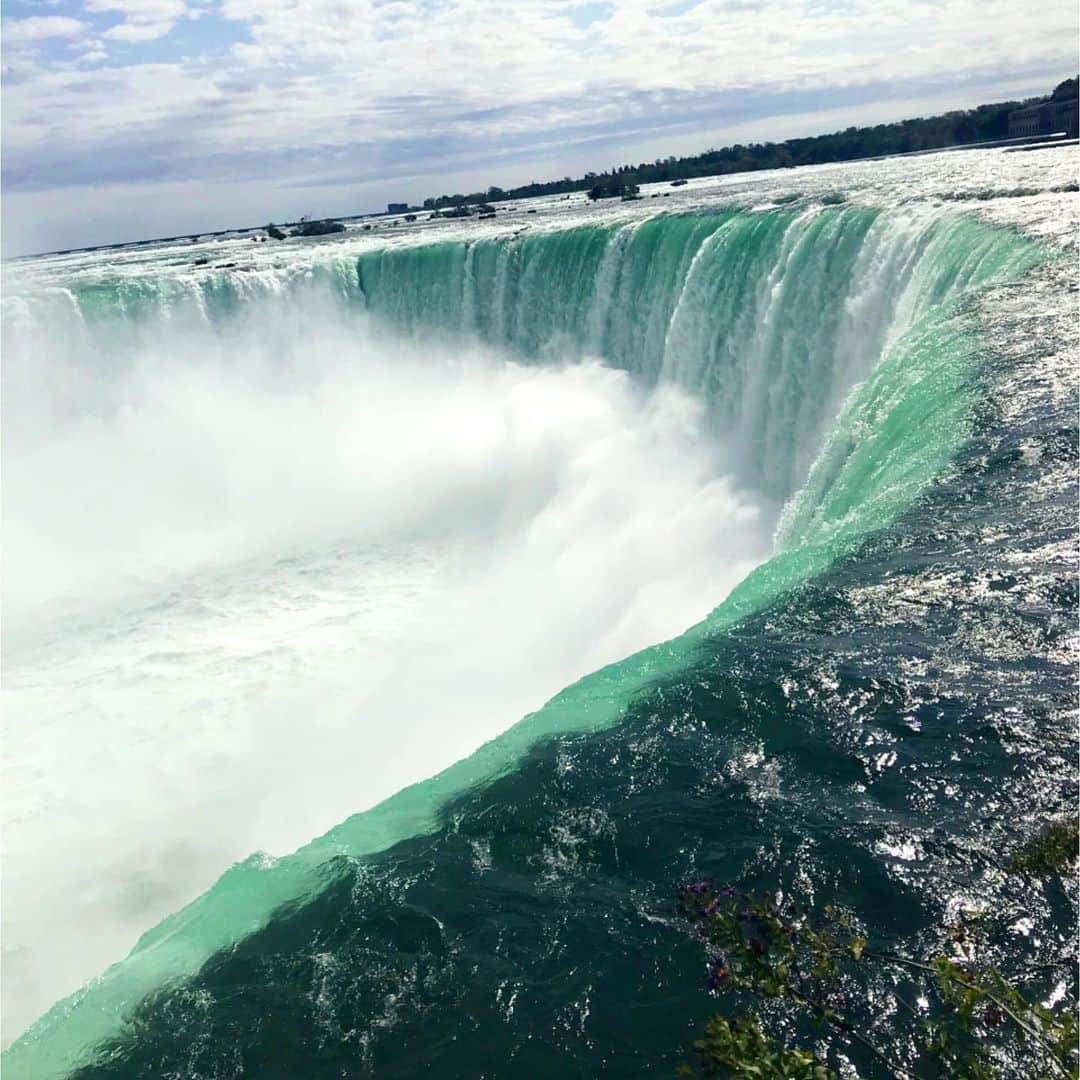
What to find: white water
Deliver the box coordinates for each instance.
[2,294,771,1042]
[3,144,1074,1061]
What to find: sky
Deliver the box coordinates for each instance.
[2,0,1077,255]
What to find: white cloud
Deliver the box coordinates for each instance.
[195,0,1079,152]
[3,15,89,43]
[85,0,194,42]
[75,42,109,63]
[1,0,1075,252]
[102,20,174,39]
[7,0,1076,163]
[84,0,191,20]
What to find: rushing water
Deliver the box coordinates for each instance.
[2,146,1077,1078]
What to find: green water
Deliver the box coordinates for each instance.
[5,206,1052,1079]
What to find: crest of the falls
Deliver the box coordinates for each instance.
[1,183,1065,1080]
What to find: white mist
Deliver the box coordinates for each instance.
[2,290,774,1042]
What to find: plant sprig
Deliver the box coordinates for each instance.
[676,882,1077,1079]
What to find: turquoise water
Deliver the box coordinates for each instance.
[4,203,1073,1079]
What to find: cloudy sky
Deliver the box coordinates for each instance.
[2,0,1076,254]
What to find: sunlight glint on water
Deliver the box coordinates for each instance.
[1,146,1072,1078]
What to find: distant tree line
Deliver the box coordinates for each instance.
[419,78,1078,211]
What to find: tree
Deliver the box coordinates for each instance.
[418,79,1074,213]
[1051,77,1078,102]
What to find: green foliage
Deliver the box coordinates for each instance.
[1051,78,1079,102]
[1008,820,1079,877]
[676,882,1077,1079]
[421,78,1077,211]
[265,224,286,240]
[685,1016,836,1079]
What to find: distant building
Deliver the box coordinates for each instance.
[1008,100,1079,139]
[387,202,409,214]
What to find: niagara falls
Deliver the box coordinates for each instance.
[2,3,1078,1077]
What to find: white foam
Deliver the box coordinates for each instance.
[2,289,772,1041]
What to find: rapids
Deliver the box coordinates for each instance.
[3,146,1076,1078]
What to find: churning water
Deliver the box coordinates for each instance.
[2,146,1077,1078]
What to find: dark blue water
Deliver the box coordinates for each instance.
[65,258,1077,1078]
